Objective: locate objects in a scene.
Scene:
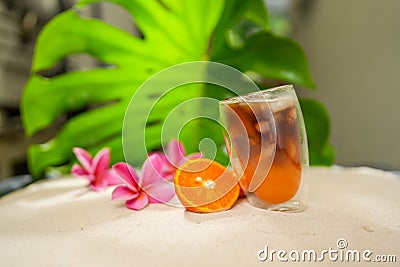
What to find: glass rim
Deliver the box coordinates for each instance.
[220,84,294,104]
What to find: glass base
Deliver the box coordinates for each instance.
[245,193,307,212]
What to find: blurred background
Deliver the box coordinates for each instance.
[0,0,399,181]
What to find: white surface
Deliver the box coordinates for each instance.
[0,167,399,266]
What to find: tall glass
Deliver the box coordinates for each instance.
[219,85,308,212]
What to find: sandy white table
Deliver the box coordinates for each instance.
[0,167,399,266]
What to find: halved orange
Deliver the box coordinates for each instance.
[174,158,240,213]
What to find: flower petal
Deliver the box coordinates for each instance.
[112,163,139,191]
[152,152,176,177]
[71,163,88,176]
[144,181,175,204]
[178,152,203,166]
[90,177,108,191]
[163,173,175,182]
[167,139,186,166]
[141,154,167,187]
[92,148,110,174]
[105,169,122,186]
[112,186,138,200]
[125,193,149,210]
[73,147,93,173]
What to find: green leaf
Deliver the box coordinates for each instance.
[32,11,167,72]
[22,0,327,178]
[27,102,126,177]
[77,0,224,60]
[217,31,316,88]
[211,0,269,55]
[22,69,140,136]
[300,98,335,165]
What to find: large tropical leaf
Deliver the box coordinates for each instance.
[300,99,335,165]
[22,0,330,178]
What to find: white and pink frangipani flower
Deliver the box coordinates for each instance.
[157,139,202,180]
[111,153,175,210]
[71,147,120,191]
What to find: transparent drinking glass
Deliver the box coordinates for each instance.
[219,85,308,212]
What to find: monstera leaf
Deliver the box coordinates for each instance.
[22,0,332,178]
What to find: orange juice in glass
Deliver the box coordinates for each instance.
[219,85,308,212]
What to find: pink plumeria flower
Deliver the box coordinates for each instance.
[157,139,202,180]
[112,153,175,210]
[71,147,120,191]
